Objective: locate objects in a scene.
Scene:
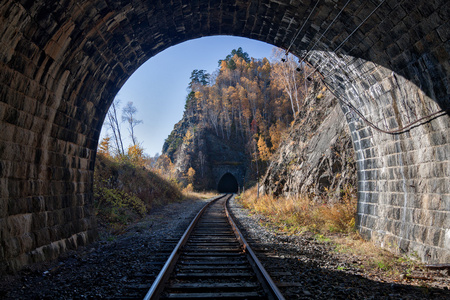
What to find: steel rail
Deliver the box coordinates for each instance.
[143,195,224,300]
[225,195,286,300]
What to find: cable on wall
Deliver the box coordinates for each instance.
[306,0,387,79]
[285,0,321,56]
[298,0,352,65]
[320,77,448,135]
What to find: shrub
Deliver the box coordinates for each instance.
[94,185,147,225]
[93,154,183,233]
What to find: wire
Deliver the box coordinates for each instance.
[333,0,387,53]
[287,0,448,134]
[285,0,321,55]
[299,0,352,64]
[303,60,449,135]
[304,0,386,77]
[320,79,447,135]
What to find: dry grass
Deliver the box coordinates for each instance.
[94,154,183,234]
[237,185,424,277]
[182,190,219,201]
[238,185,357,234]
[331,233,423,276]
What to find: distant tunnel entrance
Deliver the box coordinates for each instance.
[217,173,239,193]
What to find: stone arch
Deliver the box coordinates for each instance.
[0,0,449,271]
[217,173,239,193]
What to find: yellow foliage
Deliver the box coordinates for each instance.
[257,135,271,161]
[183,183,194,193]
[98,137,111,157]
[183,129,194,145]
[186,167,196,184]
[269,121,285,152]
[127,144,145,167]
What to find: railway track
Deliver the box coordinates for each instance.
[144,194,285,300]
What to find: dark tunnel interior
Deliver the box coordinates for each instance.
[217,173,239,193]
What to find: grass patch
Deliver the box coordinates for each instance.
[238,185,425,278]
[183,190,219,200]
[331,233,424,276]
[238,184,357,234]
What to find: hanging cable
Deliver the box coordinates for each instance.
[320,79,447,135]
[301,0,386,79]
[285,1,448,134]
[298,0,352,65]
[333,0,386,53]
[285,0,321,55]
[302,61,448,134]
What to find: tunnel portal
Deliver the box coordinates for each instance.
[0,0,449,271]
[217,173,239,193]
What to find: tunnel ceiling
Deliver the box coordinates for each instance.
[1,0,446,139]
[0,0,449,271]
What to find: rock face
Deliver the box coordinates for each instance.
[162,113,247,192]
[261,81,357,200]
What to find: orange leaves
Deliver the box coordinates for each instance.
[257,135,272,161]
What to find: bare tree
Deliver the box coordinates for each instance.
[107,98,125,156]
[122,101,143,146]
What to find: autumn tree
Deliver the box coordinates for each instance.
[98,136,111,157]
[165,46,308,186]
[127,143,146,167]
[269,120,285,152]
[218,47,250,69]
[257,135,271,162]
[155,154,176,180]
[271,48,306,118]
[187,167,196,185]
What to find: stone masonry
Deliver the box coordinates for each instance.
[0,0,448,271]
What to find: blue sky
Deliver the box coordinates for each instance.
[102,36,276,156]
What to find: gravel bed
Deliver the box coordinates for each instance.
[228,197,450,299]
[1,195,448,299]
[0,198,211,299]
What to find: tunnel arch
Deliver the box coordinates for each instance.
[0,1,449,271]
[217,173,239,193]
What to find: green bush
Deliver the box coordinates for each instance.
[94,184,146,224]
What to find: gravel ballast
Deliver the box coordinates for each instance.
[228,197,450,299]
[1,195,449,299]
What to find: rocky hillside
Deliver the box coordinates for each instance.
[260,80,357,200]
[163,77,356,198]
[161,48,356,197]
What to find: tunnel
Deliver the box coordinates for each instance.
[0,0,449,271]
[217,173,239,193]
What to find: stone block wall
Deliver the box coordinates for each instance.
[295,0,449,263]
[307,51,449,262]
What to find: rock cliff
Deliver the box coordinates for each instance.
[260,81,357,200]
